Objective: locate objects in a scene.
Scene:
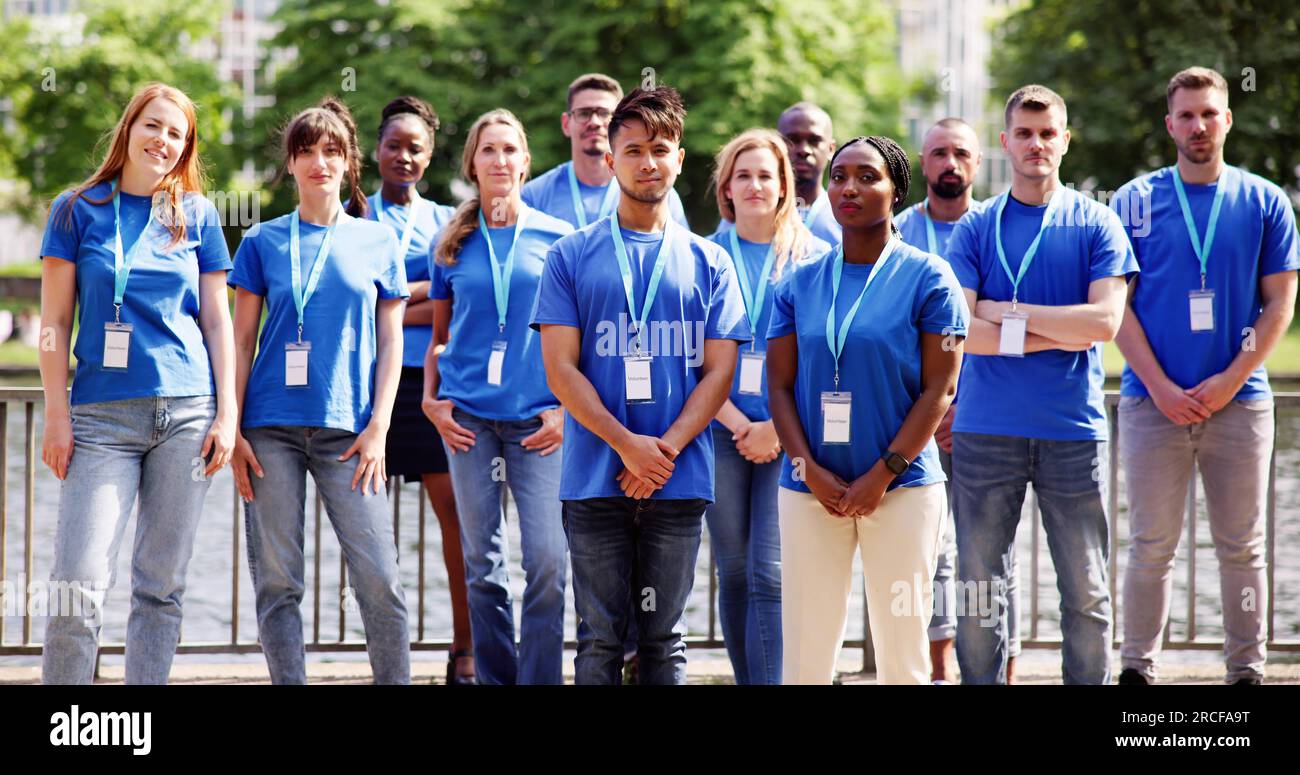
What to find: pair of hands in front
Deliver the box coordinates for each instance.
[614,419,783,500]
[805,461,892,519]
[231,420,389,502]
[422,399,565,456]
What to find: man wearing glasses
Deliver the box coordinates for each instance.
[524,73,690,230]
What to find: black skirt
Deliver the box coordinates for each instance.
[384,366,450,479]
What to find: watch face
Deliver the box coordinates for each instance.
[887,453,908,474]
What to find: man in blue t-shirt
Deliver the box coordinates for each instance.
[711,102,842,246]
[896,117,1022,684]
[532,86,750,685]
[1112,67,1298,686]
[523,73,689,231]
[946,85,1138,685]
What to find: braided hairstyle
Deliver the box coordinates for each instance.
[830,135,911,232]
[378,95,440,144]
[281,96,369,218]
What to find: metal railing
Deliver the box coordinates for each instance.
[1,388,1297,667]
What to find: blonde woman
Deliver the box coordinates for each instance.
[706,129,828,684]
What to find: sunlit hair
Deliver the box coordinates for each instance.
[1166,66,1229,109]
[434,109,531,267]
[280,95,368,218]
[53,82,203,248]
[710,128,816,278]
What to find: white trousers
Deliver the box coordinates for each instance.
[780,483,946,685]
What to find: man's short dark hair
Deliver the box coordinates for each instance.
[609,86,686,146]
[567,73,623,110]
[1004,84,1068,128]
[1166,67,1229,109]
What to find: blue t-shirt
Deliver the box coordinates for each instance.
[947,188,1139,441]
[229,211,408,433]
[709,189,843,247]
[895,200,966,255]
[1114,165,1299,400]
[40,182,232,406]
[529,218,752,502]
[431,208,573,420]
[365,191,455,368]
[523,161,690,230]
[767,241,969,492]
[708,230,830,429]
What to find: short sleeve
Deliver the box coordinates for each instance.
[529,239,580,330]
[704,245,751,342]
[228,224,267,295]
[1088,205,1139,282]
[766,267,798,340]
[945,214,982,292]
[431,259,452,301]
[1260,184,1300,275]
[195,197,233,273]
[375,230,409,299]
[40,191,82,263]
[919,260,970,336]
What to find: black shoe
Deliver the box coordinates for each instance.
[1230,676,1262,685]
[445,650,477,686]
[1118,668,1149,685]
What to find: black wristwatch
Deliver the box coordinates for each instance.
[881,450,910,476]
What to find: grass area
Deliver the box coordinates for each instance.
[1102,327,1300,377]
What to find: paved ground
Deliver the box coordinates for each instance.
[3,647,1297,684]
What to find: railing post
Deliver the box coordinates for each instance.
[1186,465,1197,642]
[231,481,240,646]
[1108,402,1120,641]
[418,481,426,643]
[0,402,7,646]
[1029,487,1039,643]
[23,401,35,645]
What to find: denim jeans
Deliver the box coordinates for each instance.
[704,426,782,685]
[934,449,1021,656]
[951,432,1113,685]
[42,396,217,685]
[1119,396,1272,683]
[243,426,410,685]
[563,496,708,685]
[445,407,567,685]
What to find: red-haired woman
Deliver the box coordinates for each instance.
[39,83,237,684]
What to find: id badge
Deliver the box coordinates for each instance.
[624,355,654,404]
[999,310,1028,357]
[738,351,765,396]
[487,340,507,386]
[285,341,311,387]
[102,322,133,371]
[1189,289,1215,333]
[820,391,852,445]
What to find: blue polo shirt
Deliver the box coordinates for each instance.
[530,218,751,502]
[41,182,232,406]
[431,208,572,420]
[365,191,455,367]
[708,229,830,428]
[946,188,1138,441]
[767,241,969,492]
[523,161,690,230]
[1113,165,1299,400]
[230,210,408,433]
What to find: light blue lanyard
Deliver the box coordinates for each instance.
[727,228,777,347]
[567,162,618,228]
[824,236,900,389]
[375,190,423,260]
[289,206,343,341]
[921,200,938,255]
[611,210,675,355]
[1171,167,1229,290]
[802,192,828,229]
[111,185,157,321]
[994,188,1063,307]
[478,206,531,333]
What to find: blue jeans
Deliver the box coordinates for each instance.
[951,432,1112,685]
[563,496,708,685]
[41,396,217,685]
[445,407,567,685]
[243,426,410,685]
[705,426,781,685]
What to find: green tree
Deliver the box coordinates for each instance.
[0,0,240,219]
[253,0,916,229]
[991,0,1300,199]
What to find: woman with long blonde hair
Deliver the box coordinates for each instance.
[422,109,573,684]
[705,128,829,684]
[38,82,237,684]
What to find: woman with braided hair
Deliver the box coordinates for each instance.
[766,135,968,684]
